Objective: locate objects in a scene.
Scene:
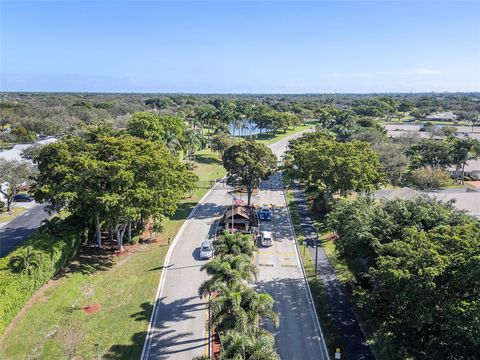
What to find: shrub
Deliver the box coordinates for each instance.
[410,167,451,190]
[0,215,85,334]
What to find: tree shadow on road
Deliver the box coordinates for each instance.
[139,295,207,359]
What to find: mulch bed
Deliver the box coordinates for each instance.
[212,331,221,359]
[82,303,101,314]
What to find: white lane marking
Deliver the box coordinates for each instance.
[141,182,221,360]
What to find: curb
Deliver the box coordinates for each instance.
[140,180,221,360]
[282,182,330,360]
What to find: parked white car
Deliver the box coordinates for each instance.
[260,231,273,247]
[199,240,213,260]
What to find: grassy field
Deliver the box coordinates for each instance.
[381,119,470,126]
[254,123,313,145]
[0,207,28,224]
[0,126,313,360]
[0,149,226,360]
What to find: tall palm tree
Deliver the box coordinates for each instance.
[214,231,255,258]
[209,284,279,334]
[183,128,202,162]
[163,131,182,156]
[219,329,280,360]
[218,102,237,136]
[199,254,257,297]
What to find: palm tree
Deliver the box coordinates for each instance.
[210,285,279,334]
[164,131,182,156]
[214,231,255,258]
[241,286,279,330]
[8,247,43,275]
[183,128,202,162]
[219,329,280,360]
[218,102,237,136]
[195,106,217,147]
[449,137,480,184]
[199,254,257,297]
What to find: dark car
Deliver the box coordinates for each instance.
[13,194,34,202]
[258,206,272,221]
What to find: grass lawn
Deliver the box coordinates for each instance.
[381,119,470,126]
[0,126,311,360]
[254,123,313,146]
[0,149,225,360]
[0,207,28,223]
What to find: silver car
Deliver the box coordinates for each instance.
[199,240,213,260]
[260,231,273,247]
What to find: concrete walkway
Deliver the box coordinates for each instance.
[292,181,374,360]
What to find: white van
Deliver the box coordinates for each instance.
[260,231,273,247]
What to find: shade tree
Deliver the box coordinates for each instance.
[223,141,277,205]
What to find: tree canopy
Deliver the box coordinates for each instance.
[284,131,384,198]
[223,141,277,205]
[327,196,480,359]
[126,112,185,144]
[0,159,36,211]
[32,129,197,250]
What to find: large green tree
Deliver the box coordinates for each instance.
[0,159,36,211]
[32,130,197,249]
[223,141,277,205]
[126,112,185,145]
[284,131,383,209]
[327,196,479,358]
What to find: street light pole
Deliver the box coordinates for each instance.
[306,224,319,276]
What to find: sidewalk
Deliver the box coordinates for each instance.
[292,181,374,360]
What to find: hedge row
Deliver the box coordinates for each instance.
[0,216,85,334]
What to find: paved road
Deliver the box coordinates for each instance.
[254,172,329,359]
[293,182,374,360]
[0,203,50,258]
[142,131,329,360]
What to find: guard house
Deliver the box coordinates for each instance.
[218,205,258,234]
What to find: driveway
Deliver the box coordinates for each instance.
[0,203,50,257]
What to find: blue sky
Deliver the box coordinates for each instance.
[1,0,479,93]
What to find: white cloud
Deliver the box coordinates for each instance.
[404,68,441,76]
[331,68,442,80]
[332,72,375,79]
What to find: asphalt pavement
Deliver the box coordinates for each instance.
[0,203,50,258]
[254,171,329,360]
[142,130,329,360]
[292,182,375,360]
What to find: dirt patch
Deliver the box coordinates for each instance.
[468,180,480,188]
[82,303,101,315]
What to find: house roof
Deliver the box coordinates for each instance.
[374,188,423,202]
[428,192,480,218]
[224,206,250,220]
[446,159,480,173]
